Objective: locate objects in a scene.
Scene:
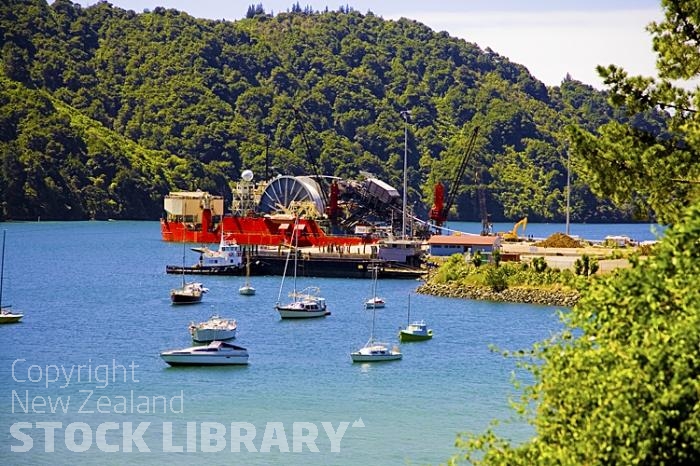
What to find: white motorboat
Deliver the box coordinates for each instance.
[189,315,237,343]
[399,320,433,342]
[166,228,244,275]
[160,341,249,366]
[190,233,244,270]
[364,296,385,309]
[399,294,433,342]
[0,230,23,324]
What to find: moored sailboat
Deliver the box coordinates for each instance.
[364,264,385,309]
[170,209,207,304]
[351,267,401,362]
[0,230,23,324]
[275,217,329,319]
[239,250,256,296]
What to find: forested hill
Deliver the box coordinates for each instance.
[0,0,656,221]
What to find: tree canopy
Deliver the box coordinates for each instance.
[0,1,663,222]
[568,0,700,225]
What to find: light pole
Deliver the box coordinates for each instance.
[565,150,570,236]
[400,109,411,239]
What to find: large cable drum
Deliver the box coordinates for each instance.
[258,175,326,215]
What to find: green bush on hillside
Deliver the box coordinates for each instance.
[450,201,700,465]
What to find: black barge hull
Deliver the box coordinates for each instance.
[166,255,425,279]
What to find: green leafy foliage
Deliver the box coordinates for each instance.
[484,266,508,292]
[573,254,599,277]
[451,3,700,461]
[451,200,700,465]
[430,256,582,292]
[568,0,700,225]
[0,0,659,221]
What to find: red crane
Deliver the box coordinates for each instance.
[429,126,479,227]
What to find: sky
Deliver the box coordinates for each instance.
[71,0,668,89]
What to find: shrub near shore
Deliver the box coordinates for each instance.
[417,253,585,307]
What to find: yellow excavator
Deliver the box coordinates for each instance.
[501,217,528,241]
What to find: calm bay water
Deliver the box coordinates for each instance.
[0,221,661,464]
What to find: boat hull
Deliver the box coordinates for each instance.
[0,314,23,324]
[160,354,248,366]
[350,343,402,362]
[170,293,203,305]
[166,265,245,275]
[166,255,425,279]
[399,331,433,342]
[365,300,385,309]
[275,307,329,319]
[161,216,368,248]
[239,286,256,296]
[161,341,248,366]
[350,352,402,362]
[191,328,237,343]
[171,282,206,304]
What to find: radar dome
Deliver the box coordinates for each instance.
[241,170,254,182]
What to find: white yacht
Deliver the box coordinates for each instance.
[351,340,402,362]
[160,341,249,366]
[276,287,329,319]
[275,217,329,319]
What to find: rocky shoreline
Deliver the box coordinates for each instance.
[416,282,580,308]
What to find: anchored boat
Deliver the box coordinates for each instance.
[160,341,249,366]
[189,315,237,343]
[399,294,433,342]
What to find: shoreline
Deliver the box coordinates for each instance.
[416,282,579,308]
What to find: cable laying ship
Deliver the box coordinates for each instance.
[162,171,427,279]
[160,170,405,248]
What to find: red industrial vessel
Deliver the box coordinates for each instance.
[160,174,389,246]
[160,212,368,247]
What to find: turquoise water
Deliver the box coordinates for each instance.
[0,221,658,464]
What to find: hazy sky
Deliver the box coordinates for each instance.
[72,0,667,89]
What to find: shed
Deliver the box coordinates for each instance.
[427,234,501,257]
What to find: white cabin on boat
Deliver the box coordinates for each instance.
[191,235,244,268]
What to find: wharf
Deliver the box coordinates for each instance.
[166,244,426,279]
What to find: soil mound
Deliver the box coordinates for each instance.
[535,232,582,248]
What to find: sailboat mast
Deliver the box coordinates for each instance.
[369,265,377,340]
[407,293,411,325]
[0,230,5,307]
[292,216,299,301]
[181,207,188,288]
[277,244,290,304]
[276,216,299,304]
[370,296,376,341]
[371,265,377,302]
[245,251,251,287]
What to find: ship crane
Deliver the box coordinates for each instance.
[429,126,479,228]
[290,106,330,212]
